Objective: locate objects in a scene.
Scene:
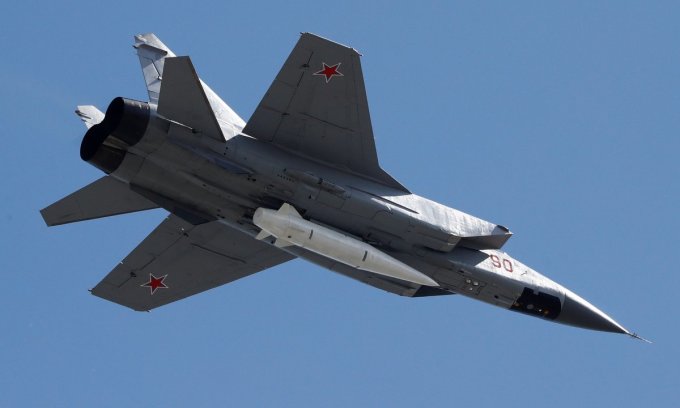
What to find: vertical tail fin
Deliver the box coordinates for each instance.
[133,33,245,139]
[133,33,175,104]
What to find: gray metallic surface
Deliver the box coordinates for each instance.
[157,57,225,142]
[40,176,158,226]
[557,290,628,333]
[40,32,639,338]
[91,214,293,311]
[243,33,407,192]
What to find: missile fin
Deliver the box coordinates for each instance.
[279,203,302,218]
[274,238,294,248]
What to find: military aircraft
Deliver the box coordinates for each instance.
[41,33,646,340]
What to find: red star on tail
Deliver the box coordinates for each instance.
[313,62,344,83]
[141,273,168,295]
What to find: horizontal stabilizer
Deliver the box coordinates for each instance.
[75,105,104,129]
[41,176,158,226]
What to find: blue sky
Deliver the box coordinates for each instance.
[1,1,678,406]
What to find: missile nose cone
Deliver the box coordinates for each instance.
[410,273,439,287]
[556,290,628,334]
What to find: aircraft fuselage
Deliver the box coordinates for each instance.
[98,103,623,334]
[42,33,642,340]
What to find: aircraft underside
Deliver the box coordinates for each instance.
[41,33,645,341]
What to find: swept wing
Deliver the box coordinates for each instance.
[243,33,407,192]
[91,215,294,311]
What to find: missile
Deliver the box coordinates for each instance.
[253,203,439,287]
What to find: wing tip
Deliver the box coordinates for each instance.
[299,32,362,56]
[75,105,104,129]
[39,207,57,227]
[133,33,171,54]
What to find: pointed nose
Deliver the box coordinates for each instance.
[556,290,629,334]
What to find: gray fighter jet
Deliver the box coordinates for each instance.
[41,33,645,340]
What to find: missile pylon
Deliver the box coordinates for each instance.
[253,203,439,287]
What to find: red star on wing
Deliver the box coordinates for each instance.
[141,273,168,295]
[313,62,344,83]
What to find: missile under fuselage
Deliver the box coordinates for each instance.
[253,204,438,287]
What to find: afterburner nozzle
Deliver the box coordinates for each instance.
[80,97,150,173]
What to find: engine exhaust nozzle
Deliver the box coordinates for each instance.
[80,97,150,173]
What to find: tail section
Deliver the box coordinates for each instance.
[157,56,225,142]
[75,105,104,129]
[43,33,247,227]
[133,33,174,104]
[40,176,158,226]
[133,33,245,139]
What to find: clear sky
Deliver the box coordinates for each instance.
[1,1,678,406]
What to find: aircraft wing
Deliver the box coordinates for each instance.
[91,215,294,311]
[243,33,408,192]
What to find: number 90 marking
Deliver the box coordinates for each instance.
[490,255,513,273]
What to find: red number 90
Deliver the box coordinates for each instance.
[490,255,513,273]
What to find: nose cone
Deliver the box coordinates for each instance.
[557,290,629,334]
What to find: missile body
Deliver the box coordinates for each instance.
[253,203,438,287]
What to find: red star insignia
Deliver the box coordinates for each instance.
[141,273,168,295]
[313,62,344,83]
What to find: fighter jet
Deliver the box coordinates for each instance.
[41,33,645,341]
